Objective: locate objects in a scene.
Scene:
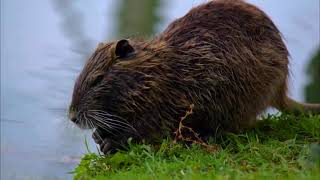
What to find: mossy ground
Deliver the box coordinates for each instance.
[73,113,320,180]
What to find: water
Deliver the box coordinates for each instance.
[1,0,117,179]
[1,0,319,179]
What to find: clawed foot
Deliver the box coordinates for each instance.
[92,128,126,154]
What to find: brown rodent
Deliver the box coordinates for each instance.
[68,0,320,154]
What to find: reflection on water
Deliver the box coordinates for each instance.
[0,0,319,179]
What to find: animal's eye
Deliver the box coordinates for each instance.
[90,75,104,88]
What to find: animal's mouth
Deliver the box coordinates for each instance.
[69,115,94,129]
[84,110,138,136]
[68,107,95,129]
[68,109,139,136]
[69,108,141,154]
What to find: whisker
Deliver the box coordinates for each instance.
[86,115,104,143]
[83,113,94,129]
[89,110,127,121]
[89,111,135,129]
[90,112,137,133]
[91,113,131,129]
[87,114,119,137]
[79,110,141,139]
[88,113,138,143]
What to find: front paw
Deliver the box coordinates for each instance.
[99,138,117,154]
[92,128,125,154]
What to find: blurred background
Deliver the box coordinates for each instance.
[1,0,319,179]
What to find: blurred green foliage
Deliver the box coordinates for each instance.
[305,48,320,103]
[116,0,161,38]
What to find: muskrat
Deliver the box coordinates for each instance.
[68,0,320,154]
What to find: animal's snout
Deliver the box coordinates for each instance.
[70,115,77,123]
[68,106,77,123]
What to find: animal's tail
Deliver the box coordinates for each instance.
[277,96,320,115]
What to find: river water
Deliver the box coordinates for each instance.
[1,0,319,179]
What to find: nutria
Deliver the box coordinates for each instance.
[68,0,320,154]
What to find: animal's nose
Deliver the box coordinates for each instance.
[68,107,77,123]
[70,116,77,123]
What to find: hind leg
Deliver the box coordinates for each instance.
[271,79,290,112]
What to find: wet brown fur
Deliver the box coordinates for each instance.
[69,0,320,153]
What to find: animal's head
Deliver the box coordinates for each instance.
[68,39,142,135]
[68,38,176,153]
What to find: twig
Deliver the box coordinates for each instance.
[173,104,221,152]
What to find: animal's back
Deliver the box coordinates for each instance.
[69,0,320,154]
[156,0,289,132]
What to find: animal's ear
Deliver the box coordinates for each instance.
[96,42,105,51]
[114,39,135,58]
[97,42,104,49]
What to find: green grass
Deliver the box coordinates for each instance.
[73,113,320,180]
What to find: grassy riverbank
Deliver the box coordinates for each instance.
[73,113,320,180]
